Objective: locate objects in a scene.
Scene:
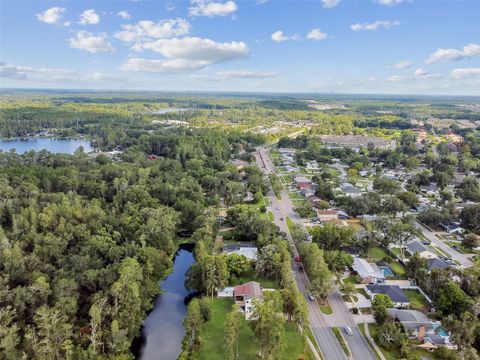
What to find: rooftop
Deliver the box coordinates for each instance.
[366,284,409,303]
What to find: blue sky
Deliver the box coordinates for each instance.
[1,0,479,95]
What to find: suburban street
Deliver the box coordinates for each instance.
[414,221,474,268]
[255,146,376,360]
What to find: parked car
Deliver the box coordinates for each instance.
[344,326,353,336]
[308,294,315,301]
[280,217,284,221]
[294,256,301,262]
[298,265,304,272]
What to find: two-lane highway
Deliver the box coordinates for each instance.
[255,146,376,360]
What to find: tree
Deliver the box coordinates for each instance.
[324,250,353,276]
[339,282,356,301]
[183,298,204,354]
[445,312,479,352]
[249,296,285,360]
[460,204,480,234]
[294,202,316,219]
[373,177,401,195]
[299,242,333,301]
[372,294,394,309]
[457,177,480,202]
[0,306,20,360]
[226,253,251,281]
[406,253,428,285]
[376,322,404,351]
[437,281,473,316]
[224,305,243,360]
[311,223,355,250]
[463,234,480,250]
[373,305,390,326]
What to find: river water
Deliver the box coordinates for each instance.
[135,244,195,360]
[0,138,93,154]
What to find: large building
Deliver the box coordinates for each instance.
[318,135,396,150]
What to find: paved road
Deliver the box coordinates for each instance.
[414,221,473,268]
[256,147,376,360]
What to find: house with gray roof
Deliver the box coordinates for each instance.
[387,309,437,341]
[427,258,451,272]
[405,240,437,259]
[352,257,385,284]
[366,284,410,308]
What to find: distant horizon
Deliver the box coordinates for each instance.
[1,87,480,100]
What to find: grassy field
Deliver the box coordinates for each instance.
[368,246,388,261]
[389,261,406,277]
[197,298,310,360]
[319,302,333,315]
[229,269,279,289]
[286,216,295,233]
[403,289,430,310]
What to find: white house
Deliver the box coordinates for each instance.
[352,257,385,284]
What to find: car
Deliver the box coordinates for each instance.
[298,265,304,272]
[294,256,301,262]
[422,241,431,245]
[280,217,284,221]
[344,326,353,336]
[308,294,315,301]
[275,206,279,210]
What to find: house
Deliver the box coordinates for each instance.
[340,183,362,197]
[300,188,315,197]
[352,258,385,284]
[217,287,234,298]
[234,281,263,320]
[306,195,322,208]
[305,161,319,171]
[387,309,436,341]
[419,185,439,196]
[366,284,410,308]
[439,222,465,234]
[317,210,339,222]
[223,244,258,261]
[405,241,437,259]
[427,258,451,272]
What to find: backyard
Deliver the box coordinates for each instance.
[197,298,312,360]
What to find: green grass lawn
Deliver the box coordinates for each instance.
[229,269,279,289]
[368,246,388,261]
[267,211,274,221]
[388,261,406,277]
[319,302,333,315]
[197,298,309,360]
[344,274,361,284]
[357,288,370,299]
[286,216,295,233]
[327,167,341,177]
[403,289,430,310]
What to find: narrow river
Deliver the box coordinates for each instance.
[135,244,195,360]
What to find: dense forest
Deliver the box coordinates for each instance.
[0,127,264,359]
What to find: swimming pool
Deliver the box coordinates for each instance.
[379,266,395,277]
[436,326,449,337]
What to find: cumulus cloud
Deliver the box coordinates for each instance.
[271,30,298,42]
[120,37,249,72]
[394,60,412,69]
[0,61,72,80]
[351,20,400,31]
[307,28,328,41]
[115,18,191,43]
[192,69,279,80]
[377,0,403,6]
[450,68,480,79]
[426,43,480,64]
[189,0,237,17]
[322,0,341,8]
[68,31,115,53]
[117,11,131,20]
[79,9,100,25]
[36,7,66,25]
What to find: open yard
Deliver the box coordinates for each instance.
[197,298,311,360]
[229,268,279,289]
[403,289,430,310]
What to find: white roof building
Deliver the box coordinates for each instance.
[352,257,385,284]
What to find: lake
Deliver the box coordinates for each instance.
[0,138,93,154]
[134,244,195,360]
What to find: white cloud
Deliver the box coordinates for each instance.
[386,75,412,83]
[120,37,249,72]
[36,7,66,25]
[377,0,403,6]
[426,43,480,64]
[117,11,131,20]
[394,60,412,69]
[79,9,100,25]
[68,31,115,53]
[115,18,191,43]
[0,62,72,80]
[322,0,341,8]
[189,0,238,17]
[166,2,176,11]
[192,69,279,80]
[306,28,328,41]
[450,68,480,79]
[271,30,299,42]
[413,68,428,77]
[351,20,400,31]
